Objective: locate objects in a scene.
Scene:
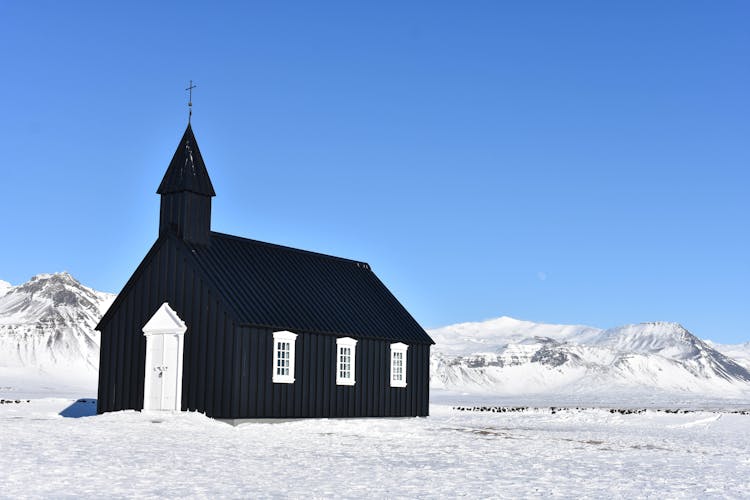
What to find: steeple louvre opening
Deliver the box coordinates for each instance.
[158,123,215,245]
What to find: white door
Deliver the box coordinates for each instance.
[145,334,182,410]
[142,303,187,412]
[160,335,178,410]
[146,335,165,410]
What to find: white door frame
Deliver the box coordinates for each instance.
[142,302,187,411]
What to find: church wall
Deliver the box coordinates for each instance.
[231,326,431,418]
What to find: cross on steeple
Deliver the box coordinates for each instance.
[186,80,197,122]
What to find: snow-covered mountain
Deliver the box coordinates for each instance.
[707,341,750,372]
[429,317,750,399]
[0,273,114,372]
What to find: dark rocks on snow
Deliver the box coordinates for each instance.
[452,406,750,416]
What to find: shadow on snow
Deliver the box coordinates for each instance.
[59,399,97,418]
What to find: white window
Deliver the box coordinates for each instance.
[336,337,357,386]
[390,342,408,388]
[272,330,297,384]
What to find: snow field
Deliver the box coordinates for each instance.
[2,400,750,498]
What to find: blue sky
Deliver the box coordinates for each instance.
[1,2,747,342]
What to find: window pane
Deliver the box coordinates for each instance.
[393,351,404,381]
[338,345,355,381]
[274,337,295,380]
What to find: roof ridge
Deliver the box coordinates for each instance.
[208,231,372,270]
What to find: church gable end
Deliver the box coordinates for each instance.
[97,234,239,416]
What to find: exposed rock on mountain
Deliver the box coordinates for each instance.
[0,273,114,371]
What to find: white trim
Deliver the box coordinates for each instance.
[272,330,297,384]
[390,342,408,388]
[142,303,187,411]
[336,337,357,386]
[142,302,187,336]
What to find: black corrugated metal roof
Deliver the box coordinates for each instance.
[184,232,434,344]
[157,123,216,196]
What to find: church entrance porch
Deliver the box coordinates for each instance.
[142,303,187,411]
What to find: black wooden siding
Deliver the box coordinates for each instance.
[159,192,212,245]
[98,237,430,418]
[233,328,429,418]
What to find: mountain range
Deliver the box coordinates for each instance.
[430,316,750,403]
[1,272,749,403]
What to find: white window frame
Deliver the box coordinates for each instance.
[272,330,297,384]
[336,337,357,386]
[390,342,408,388]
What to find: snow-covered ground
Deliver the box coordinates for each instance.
[2,398,749,498]
[0,366,96,400]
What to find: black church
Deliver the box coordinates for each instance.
[96,122,433,419]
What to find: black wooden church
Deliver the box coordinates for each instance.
[96,121,433,419]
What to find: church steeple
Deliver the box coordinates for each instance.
[158,123,215,197]
[157,123,215,245]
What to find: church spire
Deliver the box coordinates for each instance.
[157,123,216,196]
[157,123,215,245]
